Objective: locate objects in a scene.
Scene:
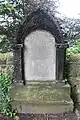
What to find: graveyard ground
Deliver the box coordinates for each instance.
[0,112,77,120]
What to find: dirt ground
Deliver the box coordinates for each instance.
[0,112,78,120]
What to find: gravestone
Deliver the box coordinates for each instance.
[24,30,56,81]
[12,8,73,113]
[13,9,66,84]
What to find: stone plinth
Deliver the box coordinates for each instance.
[11,81,73,113]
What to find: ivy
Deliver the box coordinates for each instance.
[0,70,19,119]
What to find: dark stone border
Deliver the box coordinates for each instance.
[17,9,63,44]
[14,9,66,84]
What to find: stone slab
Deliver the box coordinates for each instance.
[12,102,73,114]
[24,30,56,81]
[11,82,73,113]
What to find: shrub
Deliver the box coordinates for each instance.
[66,39,80,56]
[0,71,18,118]
[0,71,12,115]
[0,52,13,61]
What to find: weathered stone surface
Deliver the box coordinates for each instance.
[15,8,66,82]
[67,54,80,113]
[68,77,80,87]
[12,103,73,114]
[13,45,23,85]
[67,54,80,83]
[24,30,56,81]
[12,2,68,114]
[11,82,73,113]
[68,54,80,63]
[68,63,80,77]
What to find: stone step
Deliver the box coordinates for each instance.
[11,82,73,113]
[12,102,73,114]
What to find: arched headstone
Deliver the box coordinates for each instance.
[24,30,56,81]
[12,6,73,115]
[14,9,67,84]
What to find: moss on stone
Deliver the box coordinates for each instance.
[68,54,80,63]
[11,84,72,104]
[66,53,80,78]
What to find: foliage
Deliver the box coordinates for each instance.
[59,17,80,44]
[0,0,80,52]
[65,40,80,79]
[0,0,59,52]
[0,0,24,52]
[66,39,80,56]
[0,52,13,61]
[0,70,18,118]
[0,35,12,53]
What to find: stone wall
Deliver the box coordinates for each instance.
[0,53,13,77]
[67,54,80,112]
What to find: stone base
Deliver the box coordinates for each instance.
[11,82,73,113]
[12,102,73,114]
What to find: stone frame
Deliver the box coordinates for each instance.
[14,9,66,85]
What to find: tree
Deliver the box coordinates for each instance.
[59,17,80,45]
[0,0,59,52]
[0,0,25,52]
